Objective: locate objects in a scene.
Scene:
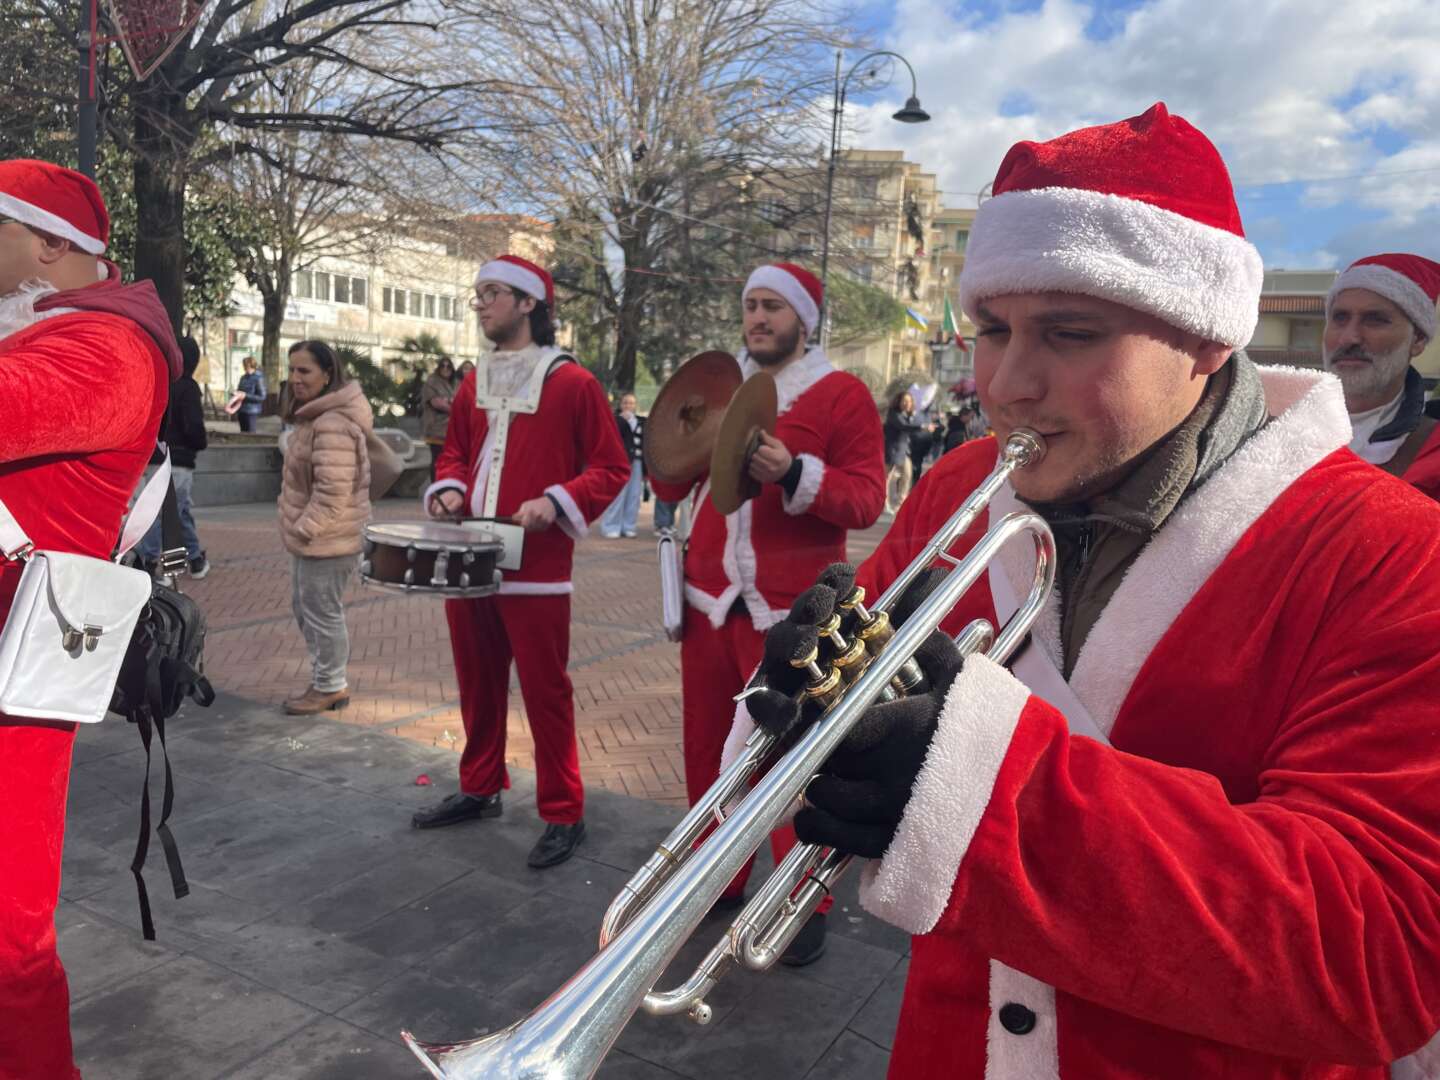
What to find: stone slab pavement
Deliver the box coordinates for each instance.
[62,693,909,1079]
[175,498,889,809]
[61,496,910,1077]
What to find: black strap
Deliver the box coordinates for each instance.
[160,475,183,552]
[1381,416,1439,480]
[128,705,190,941]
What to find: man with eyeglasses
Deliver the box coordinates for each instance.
[413,254,628,869]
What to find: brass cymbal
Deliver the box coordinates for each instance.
[643,351,743,485]
[710,371,777,516]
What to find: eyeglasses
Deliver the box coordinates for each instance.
[470,285,511,310]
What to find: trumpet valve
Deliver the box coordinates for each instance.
[801,665,844,709]
[818,614,868,684]
[855,608,894,652]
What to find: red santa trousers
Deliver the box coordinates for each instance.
[445,593,583,824]
[0,721,81,1080]
[680,606,833,913]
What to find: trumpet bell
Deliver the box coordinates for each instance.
[642,351,742,484]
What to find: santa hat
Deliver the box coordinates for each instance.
[1327,253,1440,341]
[744,263,823,337]
[0,159,109,255]
[959,103,1263,348]
[475,254,553,308]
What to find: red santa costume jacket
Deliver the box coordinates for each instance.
[1401,423,1440,499]
[424,350,629,591]
[1,270,175,1080]
[650,348,885,630]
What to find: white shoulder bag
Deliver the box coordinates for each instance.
[0,456,171,724]
[657,495,692,643]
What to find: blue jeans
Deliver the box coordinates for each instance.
[600,459,643,536]
[139,465,202,561]
[653,498,677,531]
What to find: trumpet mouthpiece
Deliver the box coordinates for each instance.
[1005,428,1047,468]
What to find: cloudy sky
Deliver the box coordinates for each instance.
[841,0,1440,269]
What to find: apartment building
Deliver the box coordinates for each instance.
[203,215,555,393]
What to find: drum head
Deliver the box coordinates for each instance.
[364,522,502,552]
[643,351,742,485]
[710,371,777,516]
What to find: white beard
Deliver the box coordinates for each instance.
[0,281,64,342]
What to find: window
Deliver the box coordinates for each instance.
[351,277,367,307]
[410,291,424,316]
[294,270,313,299]
[439,296,452,321]
[954,229,969,254]
[314,272,331,302]
[852,176,879,199]
[853,224,875,250]
[425,293,437,319]
[333,275,350,304]
[852,263,873,284]
[383,286,405,315]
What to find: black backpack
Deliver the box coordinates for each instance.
[111,475,215,939]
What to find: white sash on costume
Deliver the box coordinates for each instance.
[987,553,1110,747]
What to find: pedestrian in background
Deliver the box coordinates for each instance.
[600,391,644,538]
[883,390,921,513]
[278,339,372,716]
[139,335,209,578]
[457,359,475,381]
[421,355,457,482]
[237,355,266,432]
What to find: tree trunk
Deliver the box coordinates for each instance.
[613,285,646,394]
[131,85,190,336]
[260,288,288,397]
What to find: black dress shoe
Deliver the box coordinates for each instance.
[527,820,586,868]
[411,792,502,829]
[780,912,827,967]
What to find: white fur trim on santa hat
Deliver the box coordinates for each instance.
[0,191,105,255]
[476,258,546,303]
[1327,263,1437,341]
[960,187,1264,348]
[745,265,819,337]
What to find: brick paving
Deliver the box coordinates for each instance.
[188,498,892,810]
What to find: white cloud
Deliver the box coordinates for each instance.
[841,0,1440,257]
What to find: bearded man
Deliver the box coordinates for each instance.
[1322,253,1440,497]
[0,159,178,1080]
[732,106,1440,1078]
[649,262,885,966]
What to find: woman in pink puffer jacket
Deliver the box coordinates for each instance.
[278,340,372,714]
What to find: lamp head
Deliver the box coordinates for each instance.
[893,96,930,123]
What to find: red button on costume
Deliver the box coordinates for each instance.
[428,353,628,821]
[0,278,174,1079]
[652,346,885,897]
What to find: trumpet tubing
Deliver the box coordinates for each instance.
[402,430,1054,1080]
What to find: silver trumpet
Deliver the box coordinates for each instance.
[402,429,1056,1079]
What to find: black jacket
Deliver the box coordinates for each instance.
[166,376,208,469]
[614,412,644,464]
[883,408,922,468]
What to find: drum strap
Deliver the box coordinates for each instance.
[477,353,574,518]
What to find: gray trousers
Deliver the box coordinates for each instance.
[291,553,356,693]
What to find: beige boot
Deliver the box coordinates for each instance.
[284,687,350,715]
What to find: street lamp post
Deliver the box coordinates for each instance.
[817,50,930,348]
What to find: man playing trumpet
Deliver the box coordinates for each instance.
[650,262,885,965]
[739,105,1440,1077]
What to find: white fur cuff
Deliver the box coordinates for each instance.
[422,478,466,515]
[545,483,587,541]
[781,453,825,516]
[859,653,1030,935]
[959,187,1264,348]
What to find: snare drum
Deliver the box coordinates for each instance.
[361,523,503,598]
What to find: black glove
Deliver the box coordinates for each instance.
[794,629,964,859]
